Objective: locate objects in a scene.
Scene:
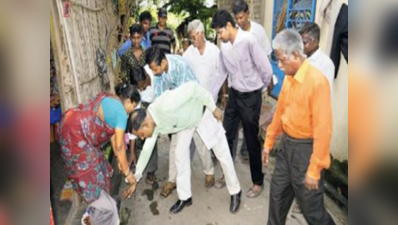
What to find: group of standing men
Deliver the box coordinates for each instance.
[118,0,337,224]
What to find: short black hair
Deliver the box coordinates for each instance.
[139,11,152,23]
[144,46,166,66]
[129,24,143,36]
[211,10,236,29]
[115,83,141,104]
[299,23,321,43]
[130,108,147,132]
[130,66,146,85]
[232,0,249,15]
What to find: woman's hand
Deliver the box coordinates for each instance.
[121,183,137,200]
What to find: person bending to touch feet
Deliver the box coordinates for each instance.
[130,82,242,214]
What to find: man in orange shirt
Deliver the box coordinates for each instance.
[263,29,335,225]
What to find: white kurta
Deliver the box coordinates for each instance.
[183,41,226,102]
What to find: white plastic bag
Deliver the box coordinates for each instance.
[82,191,120,225]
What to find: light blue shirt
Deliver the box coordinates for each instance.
[101,98,127,130]
[141,31,151,49]
[118,31,151,57]
[154,54,198,97]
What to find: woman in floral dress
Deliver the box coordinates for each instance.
[58,84,140,224]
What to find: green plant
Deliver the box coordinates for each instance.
[163,0,217,38]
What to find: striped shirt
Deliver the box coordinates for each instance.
[149,24,176,54]
[154,54,198,97]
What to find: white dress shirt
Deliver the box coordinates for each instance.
[183,41,226,102]
[219,29,272,93]
[245,21,273,56]
[308,49,335,92]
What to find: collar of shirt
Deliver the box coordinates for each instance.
[237,20,253,32]
[309,49,321,61]
[233,28,245,46]
[191,41,211,56]
[164,54,174,76]
[156,23,169,31]
[141,32,151,48]
[248,20,254,32]
[293,60,310,84]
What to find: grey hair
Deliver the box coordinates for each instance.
[187,19,205,33]
[272,29,304,56]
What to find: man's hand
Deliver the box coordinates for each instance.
[125,172,136,185]
[221,95,228,110]
[304,174,319,191]
[121,183,137,200]
[213,108,223,122]
[267,78,275,96]
[262,147,270,167]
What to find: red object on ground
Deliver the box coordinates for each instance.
[0,204,11,225]
[50,206,54,225]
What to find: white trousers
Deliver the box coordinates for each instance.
[168,132,215,183]
[170,111,241,200]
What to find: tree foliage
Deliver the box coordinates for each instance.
[164,0,216,20]
[162,0,217,38]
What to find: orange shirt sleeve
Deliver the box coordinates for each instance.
[307,77,333,180]
[264,79,287,150]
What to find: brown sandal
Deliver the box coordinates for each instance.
[292,202,302,214]
[246,185,263,198]
[160,182,176,198]
[205,175,215,188]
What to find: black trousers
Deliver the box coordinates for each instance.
[231,123,248,160]
[223,88,264,186]
[268,133,335,225]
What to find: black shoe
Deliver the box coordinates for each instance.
[170,198,193,214]
[230,191,242,214]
